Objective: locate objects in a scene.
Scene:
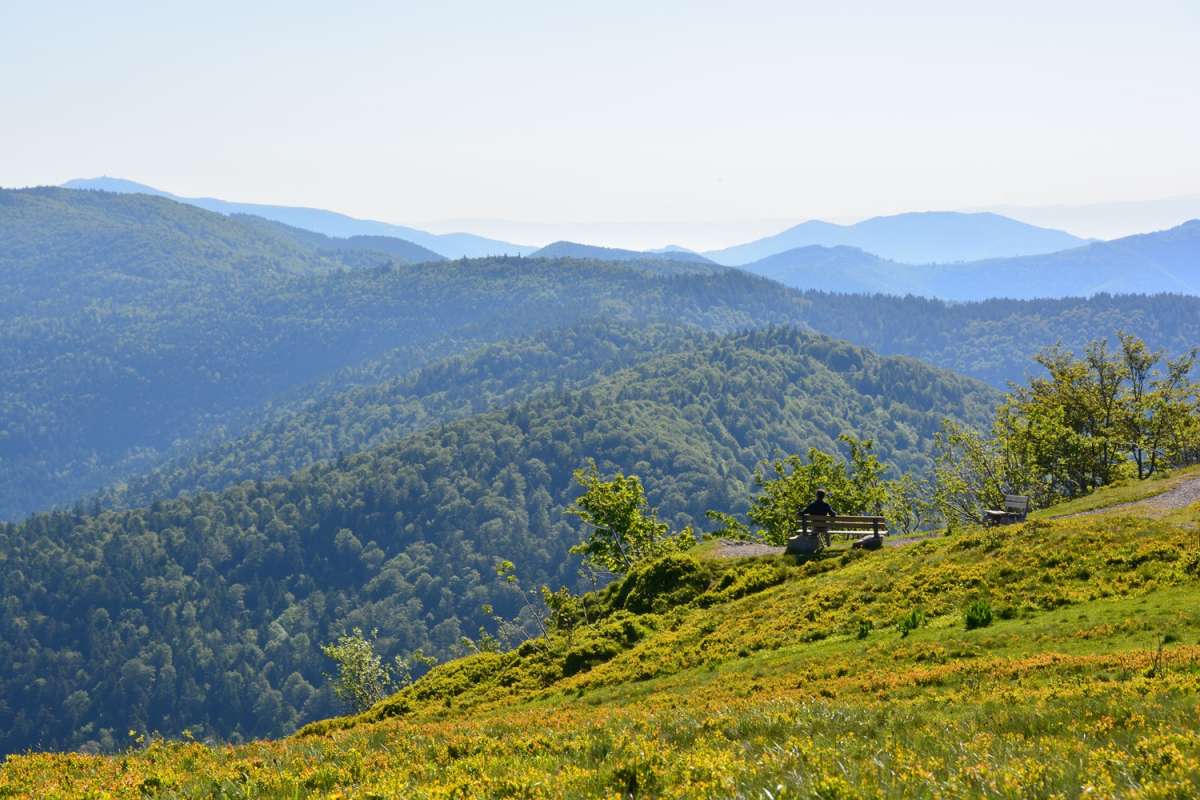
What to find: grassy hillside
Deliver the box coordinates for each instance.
[0,326,997,755]
[5,493,1197,797]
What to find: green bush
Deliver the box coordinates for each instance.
[896,608,926,638]
[964,599,994,630]
[612,554,710,614]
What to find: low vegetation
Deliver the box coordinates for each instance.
[4,495,1198,797]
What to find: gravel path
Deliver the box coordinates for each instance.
[1055,473,1200,519]
[711,477,1200,559]
[709,534,918,558]
[710,540,785,559]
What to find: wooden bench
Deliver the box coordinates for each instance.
[786,514,888,554]
[983,495,1029,526]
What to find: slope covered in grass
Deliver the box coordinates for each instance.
[5,500,1198,797]
[0,325,997,755]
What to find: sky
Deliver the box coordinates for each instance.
[2,0,1199,248]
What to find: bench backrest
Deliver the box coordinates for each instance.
[798,514,887,534]
[1003,495,1030,513]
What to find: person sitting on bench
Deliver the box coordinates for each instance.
[801,489,836,545]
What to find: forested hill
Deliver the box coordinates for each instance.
[61,177,533,258]
[528,241,719,267]
[796,292,1200,387]
[4,187,1200,520]
[0,326,996,755]
[101,323,700,510]
[0,187,818,519]
[231,214,447,265]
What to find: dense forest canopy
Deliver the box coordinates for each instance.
[99,323,700,510]
[0,325,996,754]
[799,292,1200,388]
[0,188,815,519]
[4,189,1199,520]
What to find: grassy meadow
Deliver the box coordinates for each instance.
[2,487,1198,798]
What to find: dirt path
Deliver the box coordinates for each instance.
[711,477,1200,559]
[1055,473,1200,519]
[709,533,922,559]
[709,540,785,559]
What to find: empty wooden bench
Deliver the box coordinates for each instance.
[983,495,1029,526]
[786,514,888,554]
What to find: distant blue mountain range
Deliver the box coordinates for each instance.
[705,211,1091,265]
[61,177,534,259]
[739,221,1200,300]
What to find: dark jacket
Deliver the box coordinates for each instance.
[801,499,835,517]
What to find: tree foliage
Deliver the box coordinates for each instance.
[746,436,915,544]
[568,464,694,575]
[935,333,1199,524]
[321,628,434,713]
[0,325,993,754]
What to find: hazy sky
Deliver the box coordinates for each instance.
[3,1,1198,247]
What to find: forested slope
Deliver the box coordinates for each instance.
[4,188,1199,521]
[0,188,814,519]
[99,323,702,509]
[0,326,995,754]
[797,292,1200,387]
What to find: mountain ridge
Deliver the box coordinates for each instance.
[739,220,1200,299]
[528,240,719,266]
[706,210,1091,265]
[61,176,534,259]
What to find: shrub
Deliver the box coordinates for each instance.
[896,608,926,638]
[612,554,710,614]
[964,599,994,630]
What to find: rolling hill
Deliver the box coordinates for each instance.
[0,325,997,754]
[232,214,447,265]
[528,241,719,267]
[0,187,823,520]
[61,177,534,258]
[3,477,1197,794]
[5,187,1199,523]
[740,220,1200,300]
[739,245,903,294]
[917,219,1200,300]
[706,211,1090,265]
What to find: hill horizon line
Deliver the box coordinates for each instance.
[46,176,1125,263]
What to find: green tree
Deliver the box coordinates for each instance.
[567,464,694,576]
[321,628,434,713]
[932,419,1040,527]
[1119,333,1197,479]
[747,436,890,545]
